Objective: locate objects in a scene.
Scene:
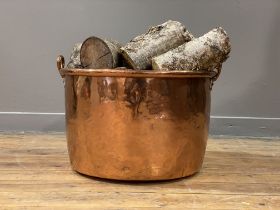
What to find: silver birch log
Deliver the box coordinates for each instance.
[121,20,193,70]
[80,36,122,69]
[67,43,82,68]
[152,27,231,71]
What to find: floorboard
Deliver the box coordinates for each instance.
[0,134,279,209]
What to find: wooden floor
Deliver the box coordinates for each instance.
[0,134,279,209]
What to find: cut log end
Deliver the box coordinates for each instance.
[80,37,114,69]
[121,50,138,69]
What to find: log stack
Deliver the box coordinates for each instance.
[66,20,231,72]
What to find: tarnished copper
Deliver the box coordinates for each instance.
[57,55,218,180]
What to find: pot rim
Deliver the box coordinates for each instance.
[57,55,220,79]
[59,68,216,78]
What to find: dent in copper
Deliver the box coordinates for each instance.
[58,55,212,180]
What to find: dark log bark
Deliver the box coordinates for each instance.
[121,20,193,70]
[80,36,122,69]
[152,27,231,71]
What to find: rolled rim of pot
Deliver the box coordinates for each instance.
[60,68,217,78]
[57,55,219,79]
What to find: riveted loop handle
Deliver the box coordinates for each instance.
[57,55,65,78]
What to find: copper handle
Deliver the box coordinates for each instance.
[57,55,65,78]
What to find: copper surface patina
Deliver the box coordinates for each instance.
[57,55,220,180]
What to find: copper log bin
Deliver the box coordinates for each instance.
[56,55,221,181]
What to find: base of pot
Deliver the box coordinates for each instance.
[71,166,201,181]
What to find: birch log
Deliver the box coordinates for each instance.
[80,36,122,69]
[121,20,193,70]
[67,43,82,68]
[152,27,231,71]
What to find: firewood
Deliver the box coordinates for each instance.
[152,27,231,71]
[67,43,82,68]
[80,36,122,69]
[121,20,193,70]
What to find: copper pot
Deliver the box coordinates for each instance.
[56,55,220,181]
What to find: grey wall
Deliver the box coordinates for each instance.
[0,0,279,137]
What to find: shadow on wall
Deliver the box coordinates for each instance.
[210,5,280,137]
[213,4,280,117]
